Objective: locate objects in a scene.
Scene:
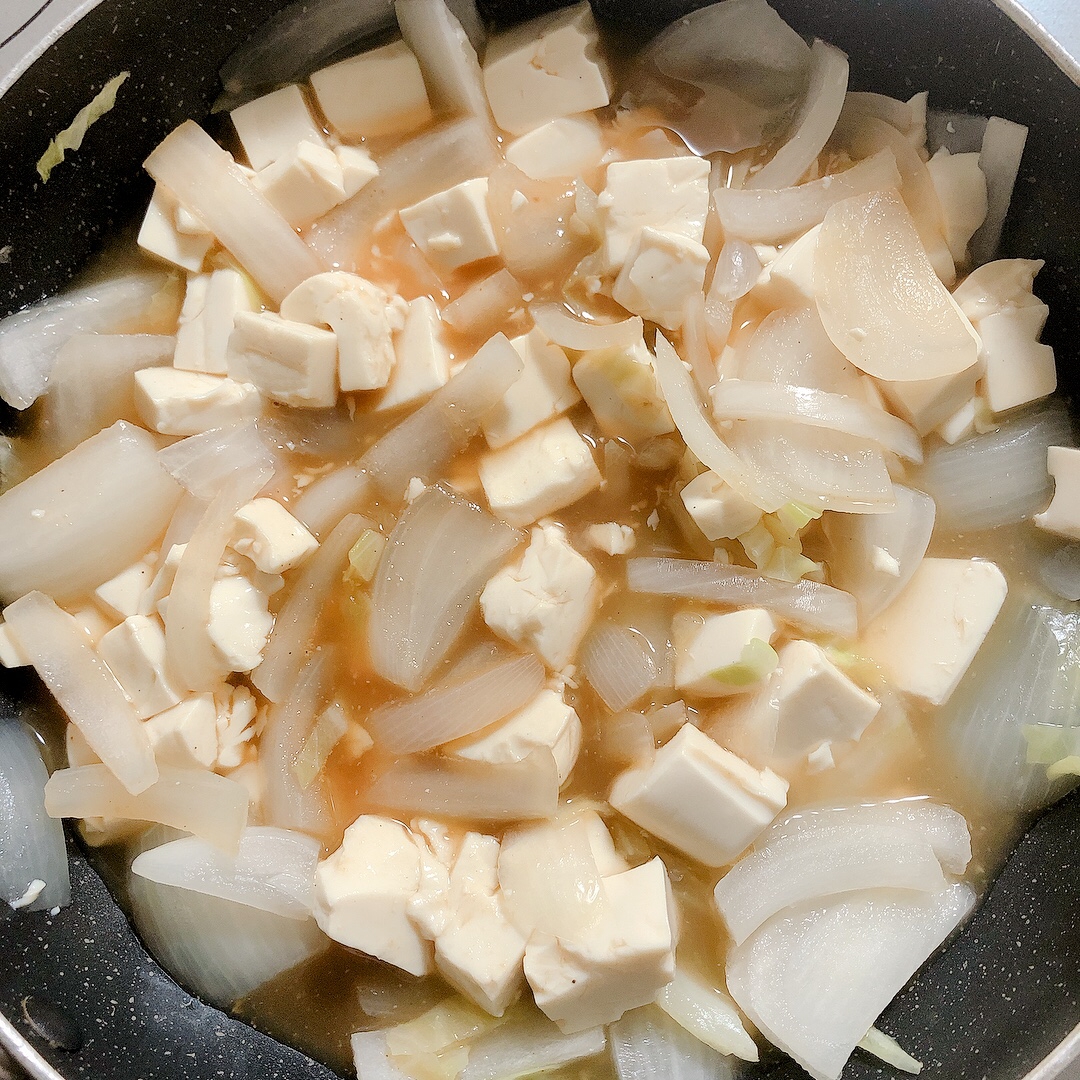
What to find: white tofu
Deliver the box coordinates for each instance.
[926,147,989,263]
[97,615,183,720]
[673,608,779,698]
[482,2,612,136]
[174,269,260,376]
[144,694,218,770]
[935,396,977,444]
[505,114,604,180]
[232,498,319,574]
[280,272,408,393]
[0,622,29,668]
[314,815,433,976]
[214,683,260,769]
[609,723,789,867]
[860,557,1008,705]
[1035,446,1080,540]
[481,329,580,448]
[376,297,451,411]
[253,141,349,229]
[597,156,711,271]
[70,604,116,646]
[451,687,583,785]
[680,471,763,542]
[524,857,676,1033]
[978,303,1056,413]
[399,178,500,275]
[583,522,636,557]
[877,364,981,436]
[752,224,820,308]
[480,525,599,671]
[227,310,338,408]
[310,40,432,140]
[612,227,710,331]
[94,559,154,620]
[230,84,327,171]
[336,145,381,197]
[134,367,262,436]
[479,417,602,527]
[138,185,214,273]
[571,336,674,443]
[207,575,274,673]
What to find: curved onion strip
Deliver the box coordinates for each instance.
[970,116,1028,266]
[530,303,644,352]
[158,422,278,499]
[711,380,923,462]
[580,621,658,712]
[843,92,916,136]
[655,969,759,1062]
[461,1013,605,1080]
[626,557,858,637]
[290,464,369,539]
[610,1005,738,1080]
[748,40,849,191]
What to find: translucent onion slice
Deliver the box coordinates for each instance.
[844,92,916,137]
[131,826,320,919]
[530,303,644,352]
[368,486,521,693]
[290,464,369,539]
[365,653,544,755]
[158,422,278,499]
[1040,544,1080,603]
[610,1005,738,1080]
[711,380,923,462]
[655,968,759,1062]
[626,558,858,637]
[814,189,980,381]
[579,621,658,712]
[970,116,1028,266]
[461,1010,606,1080]
[45,764,248,852]
[4,592,157,795]
[0,720,70,912]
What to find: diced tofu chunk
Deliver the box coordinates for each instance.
[612,228,710,331]
[926,147,989,263]
[752,224,820,308]
[138,185,214,273]
[505,114,604,180]
[134,367,262,436]
[673,608,779,698]
[314,815,433,976]
[144,694,218,769]
[376,297,452,411]
[1035,446,1080,540]
[310,40,432,139]
[583,522,636,556]
[230,84,327,171]
[860,557,1008,705]
[336,145,382,198]
[207,575,274,673]
[481,329,579,448]
[227,310,338,408]
[94,558,154,620]
[174,269,260,376]
[400,178,500,275]
[482,2,612,136]
[214,683,261,769]
[97,614,182,720]
[877,365,981,436]
[609,723,788,866]
[0,622,30,668]
[479,417,602,527]
[480,525,599,671]
[232,498,319,574]
[252,141,371,229]
[935,396,978,444]
[680,471,763,542]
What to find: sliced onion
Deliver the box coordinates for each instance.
[726,884,975,1080]
[45,764,248,852]
[131,826,319,919]
[680,293,718,401]
[290,464,370,539]
[709,240,761,304]
[461,1011,605,1080]
[917,400,1073,532]
[444,270,524,336]
[4,592,157,795]
[749,40,849,191]
[0,720,70,912]
[158,422,279,499]
[1040,544,1080,603]
[610,1005,738,1080]
[970,116,1028,266]
[655,968,759,1062]
[858,1027,923,1074]
[844,93,916,137]
[160,491,210,554]
[530,304,644,352]
[580,621,658,712]
[365,653,544,754]
[145,121,324,304]
[369,485,521,693]
[626,558,858,637]
[713,147,901,244]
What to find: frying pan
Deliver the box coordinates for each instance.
[1,0,1080,1077]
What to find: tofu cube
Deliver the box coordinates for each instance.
[94,558,155,620]
[1035,446,1080,540]
[134,367,262,436]
[480,524,599,671]
[376,296,452,412]
[481,328,580,448]
[926,147,989,263]
[612,227,710,331]
[673,608,779,698]
[138,185,214,273]
[680,471,763,541]
[227,310,338,408]
[583,522,636,556]
[232,498,319,574]
[482,2,613,136]
[310,40,432,140]
[400,178,500,275]
[253,141,349,229]
[979,303,1056,414]
[877,364,981,436]
[752,224,820,308]
[97,615,183,720]
[479,417,603,527]
[207,575,274,673]
[174,269,260,376]
[609,723,789,866]
[505,114,604,181]
[144,694,219,770]
[336,145,381,198]
[935,396,978,444]
[859,557,1008,705]
[230,83,327,171]
[314,815,433,976]
[0,622,30,668]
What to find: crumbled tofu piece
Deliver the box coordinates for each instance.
[597,156,711,271]
[926,147,989,263]
[451,687,583,785]
[482,2,612,136]
[480,525,599,670]
[673,608,779,698]
[311,40,432,139]
[1035,446,1080,540]
[138,185,214,273]
[572,336,674,443]
[524,857,676,1033]
[505,114,605,180]
[400,178,500,275]
[253,141,367,229]
[232,498,319,574]
[609,723,788,866]
[376,296,452,412]
[314,815,433,976]
[0,622,29,668]
[280,272,408,393]
[612,227,710,331]
[860,557,1008,705]
[404,476,427,504]
[752,224,820,308]
[877,365,980,436]
[174,269,260,375]
[144,694,218,770]
[230,84,327,171]
[481,329,579,448]
[583,522,636,557]
[97,615,183,720]
[680,471,763,542]
[479,417,602,527]
[207,575,274,673]
[94,558,155,620]
[134,367,262,436]
[214,683,260,769]
[227,310,338,408]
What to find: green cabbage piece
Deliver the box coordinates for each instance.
[37,72,130,183]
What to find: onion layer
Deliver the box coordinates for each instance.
[579,621,659,712]
[610,1005,738,1080]
[530,304,644,352]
